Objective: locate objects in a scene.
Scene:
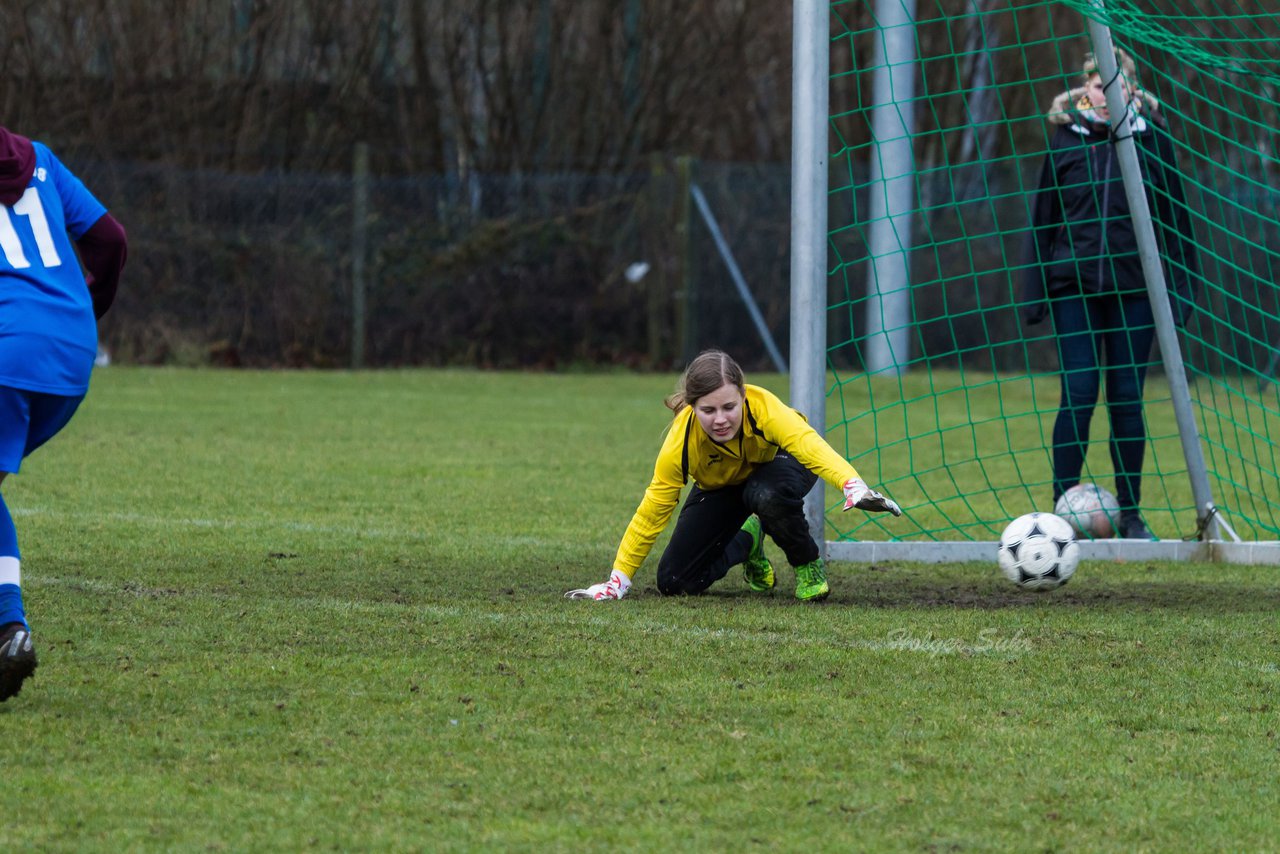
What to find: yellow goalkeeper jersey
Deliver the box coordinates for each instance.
[612,384,861,578]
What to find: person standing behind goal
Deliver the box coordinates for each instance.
[1022,49,1198,540]
[567,349,902,602]
[0,124,128,701]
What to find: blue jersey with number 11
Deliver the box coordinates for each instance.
[0,143,106,395]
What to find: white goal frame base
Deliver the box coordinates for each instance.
[827,539,1280,566]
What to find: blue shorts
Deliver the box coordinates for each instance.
[0,385,85,474]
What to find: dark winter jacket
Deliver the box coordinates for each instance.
[1022,90,1198,326]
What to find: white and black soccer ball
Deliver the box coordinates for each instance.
[997,512,1080,591]
[1054,482,1120,539]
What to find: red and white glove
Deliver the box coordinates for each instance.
[842,477,903,516]
[565,569,632,601]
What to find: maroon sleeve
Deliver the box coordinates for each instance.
[76,213,128,319]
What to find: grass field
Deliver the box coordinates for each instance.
[3,367,1278,851]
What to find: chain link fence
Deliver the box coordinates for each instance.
[69,149,1087,372]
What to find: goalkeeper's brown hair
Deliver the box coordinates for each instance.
[665,349,745,415]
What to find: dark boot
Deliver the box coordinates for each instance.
[1118,511,1155,540]
[0,622,36,702]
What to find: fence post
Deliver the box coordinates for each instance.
[675,155,695,364]
[351,142,369,369]
[646,154,667,368]
[864,0,918,376]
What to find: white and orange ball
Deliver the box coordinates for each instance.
[1054,482,1121,539]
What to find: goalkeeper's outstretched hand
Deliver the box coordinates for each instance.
[565,569,631,601]
[842,477,903,516]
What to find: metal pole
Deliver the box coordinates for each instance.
[690,183,788,373]
[864,0,917,376]
[351,141,369,369]
[675,156,695,363]
[646,154,666,368]
[1085,10,1223,540]
[790,0,829,552]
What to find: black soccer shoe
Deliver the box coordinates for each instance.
[1117,511,1155,541]
[0,622,37,702]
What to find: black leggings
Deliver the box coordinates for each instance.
[1050,290,1155,510]
[656,452,820,595]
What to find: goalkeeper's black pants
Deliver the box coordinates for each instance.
[656,451,820,595]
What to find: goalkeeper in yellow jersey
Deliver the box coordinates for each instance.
[567,349,901,602]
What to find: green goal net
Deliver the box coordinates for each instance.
[820,0,1280,557]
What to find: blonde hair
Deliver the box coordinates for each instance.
[664,349,745,414]
[1082,48,1138,87]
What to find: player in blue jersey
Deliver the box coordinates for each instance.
[0,124,127,701]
